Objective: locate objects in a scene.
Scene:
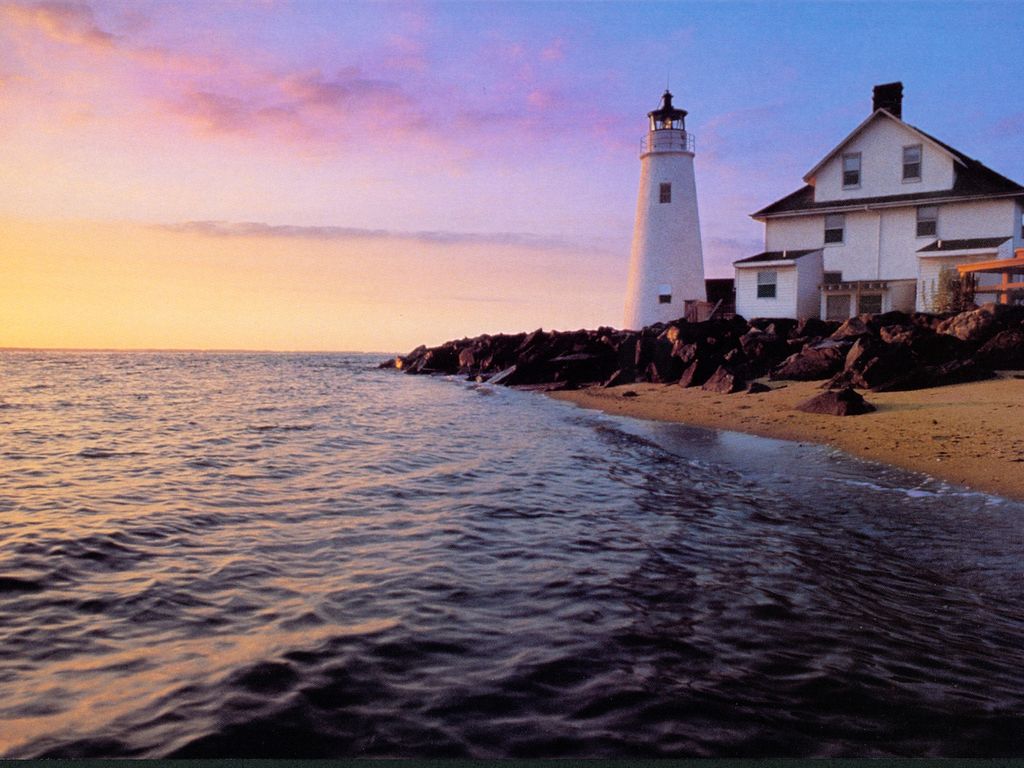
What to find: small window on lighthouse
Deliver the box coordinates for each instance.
[658,284,672,304]
[659,183,672,204]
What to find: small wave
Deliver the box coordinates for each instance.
[0,576,45,593]
[248,424,316,433]
[76,448,148,459]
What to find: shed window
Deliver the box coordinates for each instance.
[842,153,861,188]
[903,144,922,181]
[658,284,672,304]
[823,271,843,285]
[824,214,845,244]
[756,270,777,299]
[917,205,938,237]
[859,294,883,315]
[826,294,851,321]
[659,183,671,204]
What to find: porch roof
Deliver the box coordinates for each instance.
[917,237,1010,255]
[956,255,1024,275]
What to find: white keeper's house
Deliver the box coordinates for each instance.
[734,82,1024,321]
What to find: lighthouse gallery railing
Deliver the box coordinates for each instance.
[640,131,695,155]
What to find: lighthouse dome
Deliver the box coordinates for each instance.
[647,90,687,131]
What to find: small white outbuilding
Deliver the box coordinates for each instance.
[733,249,823,321]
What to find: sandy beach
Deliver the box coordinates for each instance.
[550,375,1024,502]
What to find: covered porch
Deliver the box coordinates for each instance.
[956,248,1024,305]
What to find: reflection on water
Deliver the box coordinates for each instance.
[1,350,1023,757]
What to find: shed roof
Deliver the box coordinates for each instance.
[733,249,820,265]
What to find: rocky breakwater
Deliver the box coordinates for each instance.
[382,303,1024,404]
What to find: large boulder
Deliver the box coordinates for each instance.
[795,386,876,416]
[678,355,722,388]
[875,358,995,392]
[830,316,874,341]
[701,365,746,394]
[936,306,998,343]
[975,328,1024,370]
[770,343,847,381]
[830,337,915,390]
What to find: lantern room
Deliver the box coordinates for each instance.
[648,90,687,131]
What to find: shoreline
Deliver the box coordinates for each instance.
[548,375,1024,502]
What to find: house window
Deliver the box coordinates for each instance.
[823,271,843,285]
[756,270,777,299]
[917,205,938,237]
[842,153,861,188]
[826,294,851,321]
[824,214,845,244]
[903,144,922,181]
[658,284,672,304]
[659,183,671,204]
[859,294,883,315]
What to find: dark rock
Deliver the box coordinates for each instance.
[770,345,846,381]
[747,381,771,394]
[616,334,639,370]
[796,386,876,416]
[830,316,874,341]
[837,337,914,390]
[936,306,998,343]
[622,390,639,398]
[872,310,912,328]
[875,358,995,392]
[739,329,789,376]
[701,366,746,394]
[457,347,477,371]
[763,318,799,339]
[791,317,838,341]
[678,356,722,388]
[975,329,1024,370]
[672,341,699,367]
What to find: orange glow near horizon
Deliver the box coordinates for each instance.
[0,218,623,353]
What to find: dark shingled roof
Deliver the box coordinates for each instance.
[754,124,1024,219]
[917,237,1011,253]
[734,249,820,265]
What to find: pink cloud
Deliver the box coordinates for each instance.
[0,0,628,161]
[540,38,566,62]
[1,0,117,50]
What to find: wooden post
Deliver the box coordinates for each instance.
[1001,271,1010,304]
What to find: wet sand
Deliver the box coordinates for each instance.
[549,375,1024,502]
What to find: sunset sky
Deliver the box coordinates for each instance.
[2,1,1022,352]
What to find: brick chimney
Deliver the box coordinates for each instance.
[872,82,903,119]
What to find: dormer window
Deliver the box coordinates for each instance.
[842,153,861,188]
[903,144,922,182]
[917,205,938,237]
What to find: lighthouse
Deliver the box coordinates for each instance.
[623,90,706,329]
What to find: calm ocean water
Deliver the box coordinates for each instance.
[2,350,1024,757]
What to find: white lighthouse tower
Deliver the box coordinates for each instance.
[623,90,706,329]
